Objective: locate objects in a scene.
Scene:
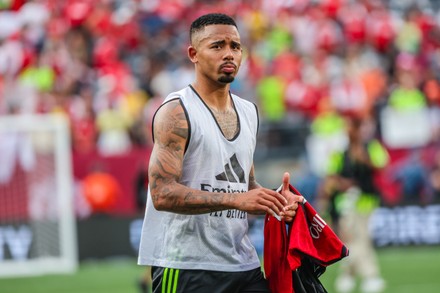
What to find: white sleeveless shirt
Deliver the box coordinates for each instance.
[138,86,261,272]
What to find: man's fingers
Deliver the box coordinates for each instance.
[292,194,304,204]
[282,172,290,193]
[266,187,287,205]
[280,209,296,222]
[280,172,304,204]
[259,198,283,216]
[262,188,295,214]
[283,203,298,212]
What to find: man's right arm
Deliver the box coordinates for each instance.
[149,99,287,216]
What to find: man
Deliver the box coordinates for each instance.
[138,13,303,293]
[321,116,388,293]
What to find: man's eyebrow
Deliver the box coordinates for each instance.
[210,40,226,46]
[209,40,241,46]
[231,40,241,47]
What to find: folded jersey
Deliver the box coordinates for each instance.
[264,184,349,293]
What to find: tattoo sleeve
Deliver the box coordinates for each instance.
[248,165,261,190]
[149,100,237,214]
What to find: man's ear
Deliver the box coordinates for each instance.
[188,46,197,63]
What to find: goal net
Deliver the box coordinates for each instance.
[0,114,78,277]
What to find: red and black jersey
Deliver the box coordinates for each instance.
[264,184,349,293]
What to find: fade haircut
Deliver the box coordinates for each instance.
[190,13,237,44]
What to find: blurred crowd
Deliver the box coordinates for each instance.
[0,0,440,204]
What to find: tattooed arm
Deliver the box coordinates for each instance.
[248,165,262,190]
[149,99,288,216]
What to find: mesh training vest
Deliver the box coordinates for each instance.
[138,86,261,272]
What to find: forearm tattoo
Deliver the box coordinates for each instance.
[248,168,261,190]
[149,101,235,214]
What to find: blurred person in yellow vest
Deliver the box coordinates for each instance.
[306,97,348,177]
[395,6,423,55]
[318,115,389,293]
[388,53,427,112]
[96,100,132,156]
[256,75,286,122]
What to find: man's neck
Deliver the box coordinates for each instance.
[191,81,232,111]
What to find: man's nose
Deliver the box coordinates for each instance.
[223,46,234,60]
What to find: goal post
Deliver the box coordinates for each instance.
[0,114,78,277]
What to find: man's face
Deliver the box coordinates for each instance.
[189,24,242,84]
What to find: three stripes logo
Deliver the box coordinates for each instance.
[161,268,180,293]
[215,154,246,183]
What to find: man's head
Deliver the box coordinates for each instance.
[189,13,237,45]
[346,116,364,142]
[188,13,242,85]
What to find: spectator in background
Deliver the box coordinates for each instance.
[383,52,432,204]
[319,116,389,293]
[306,97,348,177]
[388,53,428,111]
[395,5,423,55]
[68,84,97,154]
[96,101,132,156]
[256,74,286,122]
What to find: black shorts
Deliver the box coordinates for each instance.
[151,266,270,293]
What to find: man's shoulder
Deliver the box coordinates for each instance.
[231,93,257,112]
[164,86,193,102]
[156,88,190,116]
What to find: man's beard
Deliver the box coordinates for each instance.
[218,75,235,83]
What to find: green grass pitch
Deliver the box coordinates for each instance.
[320,246,440,293]
[0,246,439,293]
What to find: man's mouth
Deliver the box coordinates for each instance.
[221,63,236,73]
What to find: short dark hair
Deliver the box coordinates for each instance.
[190,13,237,44]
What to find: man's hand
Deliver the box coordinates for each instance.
[279,172,304,222]
[237,188,288,217]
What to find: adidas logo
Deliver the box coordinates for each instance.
[215,154,246,183]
